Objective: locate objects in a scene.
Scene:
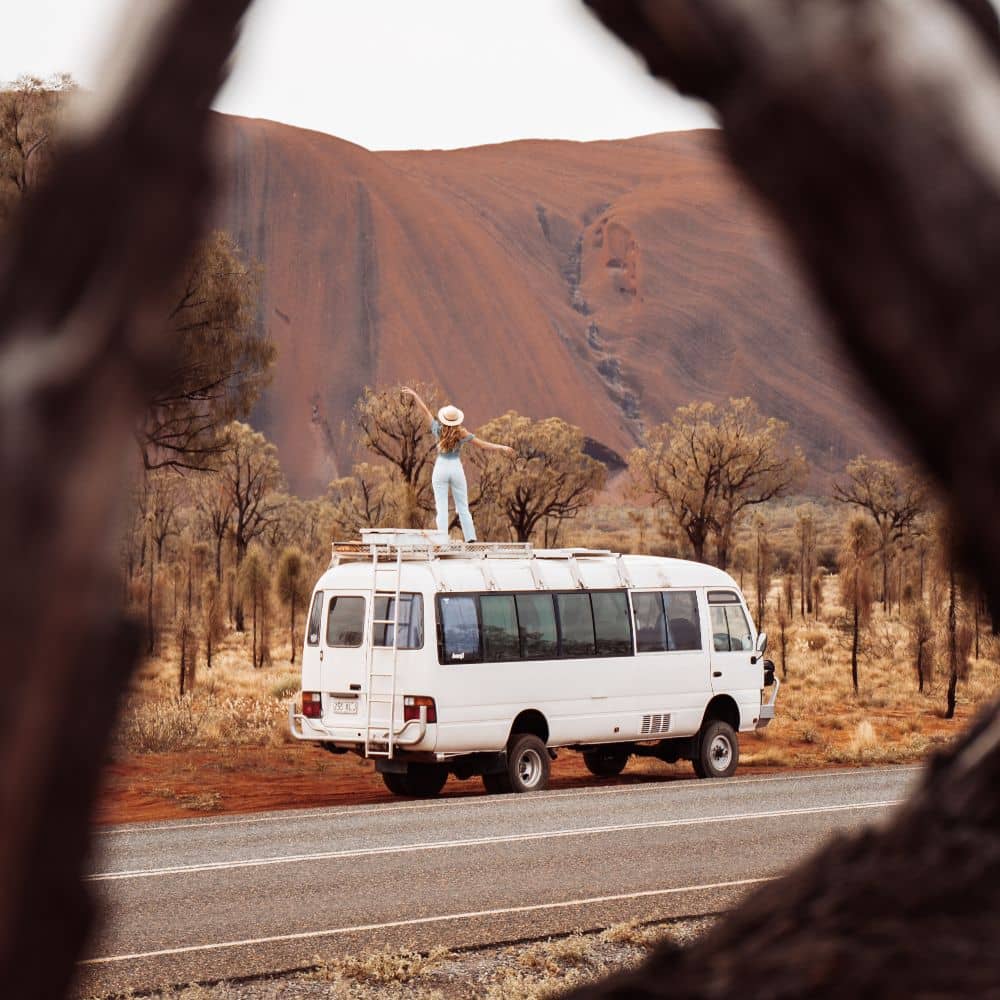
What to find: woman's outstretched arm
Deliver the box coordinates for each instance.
[470,436,515,456]
[401,386,434,422]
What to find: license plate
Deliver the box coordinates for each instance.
[333,699,358,715]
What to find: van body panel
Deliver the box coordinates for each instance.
[294,548,774,764]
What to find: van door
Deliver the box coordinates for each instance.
[321,592,369,721]
[707,589,762,705]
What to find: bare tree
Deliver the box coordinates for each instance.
[751,514,774,629]
[275,546,310,663]
[839,516,877,695]
[217,421,285,628]
[202,576,225,671]
[470,412,605,543]
[357,383,441,526]
[629,398,805,565]
[141,230,275,472]
[835,456,927,613]
[0,73,75,217]
[795,504,818,616]
[327,462,403,537]
[238,545,270,669]
[907,602,936,694]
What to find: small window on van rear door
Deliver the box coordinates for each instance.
[592,592,632,656]
[440,596,481,662]
[307,591,323,646]
[481,595,519,662]
[326,596,364,647]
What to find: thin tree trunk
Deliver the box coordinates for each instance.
[947,567,958,720]
[851,600,860,695]
[290,593,296,664]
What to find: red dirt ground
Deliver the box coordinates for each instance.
[95,746,789,826]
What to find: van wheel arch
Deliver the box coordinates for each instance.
[508,709,549,745]
[701,694,740,733]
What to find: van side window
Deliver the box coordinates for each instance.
[664,591,702,651]
[440,596,480,662]
[326,596,364,647]
[633,592,667,652]
[481,595,520,662]
[373,594,424,650]
[556,593,596,658]
[592,592,632,655]
[710,604,753,652]
[307,590,323,646]
[516,594,558,659]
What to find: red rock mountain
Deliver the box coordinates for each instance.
[215,116,886,497]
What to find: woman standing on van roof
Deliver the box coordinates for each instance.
[402,386,514,543]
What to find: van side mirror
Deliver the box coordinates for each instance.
[755,632,768,654]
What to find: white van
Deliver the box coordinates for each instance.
[290,530,778,796]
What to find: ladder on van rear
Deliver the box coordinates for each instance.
[364,545,403,759]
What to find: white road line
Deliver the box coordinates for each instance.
[80,875,772,965]
[88,799,899,882]
[95,765,922,837]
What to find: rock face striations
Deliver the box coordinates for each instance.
[216,117,885,497]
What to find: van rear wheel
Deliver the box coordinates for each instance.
[381,772,410,796]
[405,763,449,797]
[583,748,629,777]
[694,720,739,779]
[506,734,550,793]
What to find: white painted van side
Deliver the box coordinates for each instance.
[295,552,763,754]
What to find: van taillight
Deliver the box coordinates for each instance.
[404,695,437,724]
[302,692,322,719]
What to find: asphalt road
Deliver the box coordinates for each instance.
[75,766,921,996]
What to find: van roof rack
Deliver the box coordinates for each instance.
[328,529,622,568]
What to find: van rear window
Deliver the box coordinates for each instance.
[306,591,323,646]
[326,596,364,647]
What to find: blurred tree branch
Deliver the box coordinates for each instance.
[0,2,252,997]
[571,0,1000,995]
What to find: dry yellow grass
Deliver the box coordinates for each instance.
[115,628,299,755]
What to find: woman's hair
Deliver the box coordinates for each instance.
[438,424,466,454]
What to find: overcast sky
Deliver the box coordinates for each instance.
[0,0,714,150]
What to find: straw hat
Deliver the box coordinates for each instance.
[437,405,464,427]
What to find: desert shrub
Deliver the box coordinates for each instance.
[311,946,450,985]
[801,629,828,652]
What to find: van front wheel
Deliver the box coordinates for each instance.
[506,734,550,793]
[695,721,739,779]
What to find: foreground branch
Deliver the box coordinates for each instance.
[0,2,251,997]
[570,0,1000,995]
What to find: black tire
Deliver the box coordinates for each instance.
[506,733,550,793]
[482,771,511,795]
[381,771,410,796]
[582,747,629,777]
[405,763,449,798]
[695,720,739,779]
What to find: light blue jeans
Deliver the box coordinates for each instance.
[432,457,476,541]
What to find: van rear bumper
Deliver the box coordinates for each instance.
[288,703,430,750]
[755,676,780,730]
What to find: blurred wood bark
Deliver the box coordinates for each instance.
[570,0,1000,996]
[0,2,250,997]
